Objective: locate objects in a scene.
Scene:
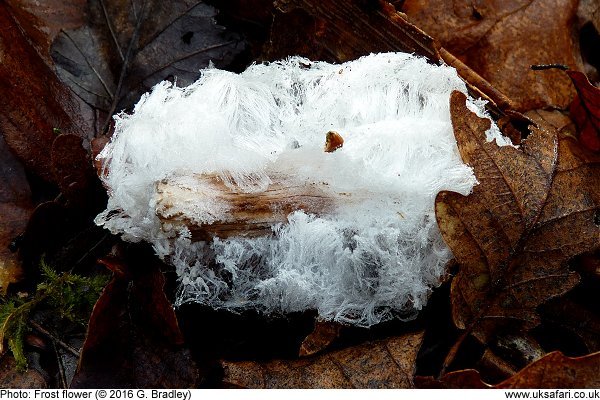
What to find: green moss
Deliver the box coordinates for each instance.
[0,260,109,370]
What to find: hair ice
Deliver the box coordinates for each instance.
[96,52,506,326]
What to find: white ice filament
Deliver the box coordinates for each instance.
[96,52,505,326]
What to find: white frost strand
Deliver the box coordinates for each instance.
[96,52,505,326]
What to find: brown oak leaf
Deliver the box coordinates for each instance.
[222,331,424,388]
[498,351,600,388]
[402,0,583,111]
[417,351,600,388]
[435,92,600,350]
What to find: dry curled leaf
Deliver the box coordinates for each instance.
[298,320,342,357]
[436,92,600,348]
[418,351,600,388]
[324,131,344,153]
[577,0,600,80]
[222,331,424,388]
[402,0,583,111]
[567,70,600,151]
[498,351,600,388]
[51,0,245,134]
[476,348,518,382]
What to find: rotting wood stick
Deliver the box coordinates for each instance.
[155,175,338,241]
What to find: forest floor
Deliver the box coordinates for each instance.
[0,0,599,389]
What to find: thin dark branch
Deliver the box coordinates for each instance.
[66,76,112,104]
[130,0,138,20]
[137,2,203,50]
[29,320,80,358]
[531,64,569,71]
[53,341,68,389]
[440,330,470,377]
[135,41,236,87]
[61,29,115,100]
[74,234,110,267]
[100,0,148,134]
[99,0,125,61]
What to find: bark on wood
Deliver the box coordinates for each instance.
[155,175,337,240]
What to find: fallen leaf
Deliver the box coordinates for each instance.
[401,0,583,111]
[70,249,198,388]
[436,92,600,350]
[51,0,245,134]
[415,370,490,389]
[208,0,273,63]
[494,334,546,371]
[0,135,33,293]
[298,320,342,357]
[498,351,600,388]
[3,0,86,60]
[0,3,91,181]
[578,0,600,34]
[524,109,577,138]
[418,351,600,388]
[567,70,600,151]
[222,331,424,388]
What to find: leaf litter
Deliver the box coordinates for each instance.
[51,0,245,135]
[435,91,600,367]
[0,0,599,389]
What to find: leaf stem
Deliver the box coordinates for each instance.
[61,29,115,100]
[29,320,80,358]
[100,0,148,134]
[99,0,125,61]
[440,329,470,377]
